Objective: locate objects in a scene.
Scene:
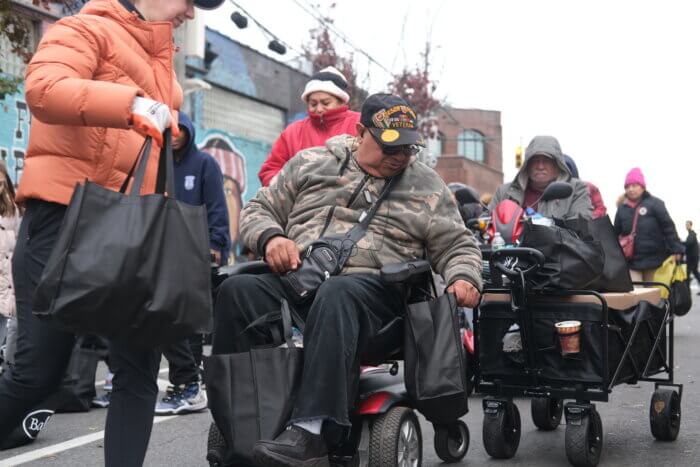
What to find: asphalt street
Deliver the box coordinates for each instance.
[0,285,699,466]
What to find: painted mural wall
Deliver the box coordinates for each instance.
[0,83,30,185]
[195,126,270,253]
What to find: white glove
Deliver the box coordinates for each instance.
[131,96,172,146]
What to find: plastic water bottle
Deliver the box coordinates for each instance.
[291,327,304,348]
[279,327,304,348]
[492,232,506,250]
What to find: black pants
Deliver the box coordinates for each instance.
[212,273,404,427]
[687,256,700,285]
[0,200,161,466]
[162,334,202,386]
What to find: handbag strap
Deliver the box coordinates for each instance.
[120,129,175,197]
[241,298,298,347]
[345,170,404,244]
[286,302,305,334]
[630,205,641,236]
[119,137,152,194]
[155,128,175,196]
[279,299,295,347]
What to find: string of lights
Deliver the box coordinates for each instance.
[227,0,305,57]
[289,0,394,77]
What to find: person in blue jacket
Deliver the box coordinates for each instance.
[156,112,230,414]
[173,112,231,264]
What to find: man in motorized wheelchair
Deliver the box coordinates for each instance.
[489,135,592,218]
[212,93,483,467]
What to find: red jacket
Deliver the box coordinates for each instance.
[586,181,607,219]
[258,106,360,186]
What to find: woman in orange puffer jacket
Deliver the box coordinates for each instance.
[0,0,223,465]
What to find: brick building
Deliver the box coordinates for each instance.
[431,107,504,196]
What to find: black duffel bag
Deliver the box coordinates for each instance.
[204,299,303,465]
[519,219,605,289]
[32,132,212,346]
[404,292,468,423]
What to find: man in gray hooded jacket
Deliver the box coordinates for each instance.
[489,135,592,219]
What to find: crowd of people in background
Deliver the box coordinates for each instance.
[463,135,694,294]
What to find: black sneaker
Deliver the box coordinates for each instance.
[253,426,329,467]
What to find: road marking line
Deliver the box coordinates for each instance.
[0,415,178,466]
[2,370,183,466]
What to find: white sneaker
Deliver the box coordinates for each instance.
[155,382,207,415]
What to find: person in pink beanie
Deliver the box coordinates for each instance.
[614,167,684,281]
[624,167,646,188]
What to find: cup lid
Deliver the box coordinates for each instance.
[555,320,582,328]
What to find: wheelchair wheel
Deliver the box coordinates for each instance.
[206,422,227,467]
[482,398,521,459]
[565,407,603,467]
[650,388,681,441]
[369,406,422,467]
[531,397,564,431]
[433,420,469,462]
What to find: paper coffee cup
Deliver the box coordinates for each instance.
[555,320,582,355]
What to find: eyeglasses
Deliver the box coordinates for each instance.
[368,131,421,157]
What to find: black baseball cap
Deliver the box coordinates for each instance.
[360,93,425,147]
[194,0,225,10]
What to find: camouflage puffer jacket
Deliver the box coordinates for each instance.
[240,135,483,290]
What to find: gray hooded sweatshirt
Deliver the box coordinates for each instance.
[489,135,592,219]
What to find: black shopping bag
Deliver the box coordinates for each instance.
[0,394,60,450]
[519,220,605,289]
[586,215,633,292]
[54,336,106,413]
[203,300,303,465]
[0,336,107,450]
[404,292,468,423]
[32,132,212,346]
[671,265,692,316]
[565,215,631,292]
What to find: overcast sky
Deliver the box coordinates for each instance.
[202,0,699,237]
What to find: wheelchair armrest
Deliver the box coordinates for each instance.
[380,260,431,283]
[218,260,271,279]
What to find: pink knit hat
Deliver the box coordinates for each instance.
[624,167,646,188]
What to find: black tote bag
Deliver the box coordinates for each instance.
[54,336,106,413]
[0,399,58,450]
[519,220,605,290]
[32,131,212,346]
[587,215,634,292]
[203,299,303,465]
[404,292,468,424]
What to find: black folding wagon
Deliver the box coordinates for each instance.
[473,248,683,467]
